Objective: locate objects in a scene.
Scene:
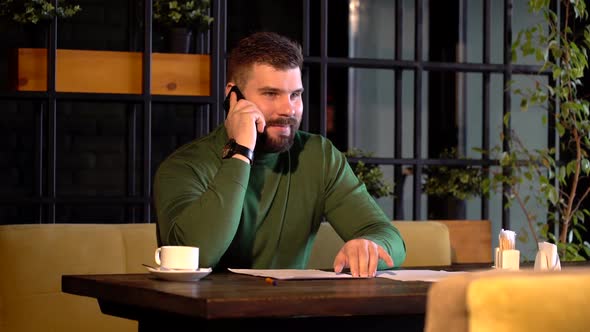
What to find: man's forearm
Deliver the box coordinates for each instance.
[155,158,250,268]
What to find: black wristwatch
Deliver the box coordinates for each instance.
[222,139,254,164]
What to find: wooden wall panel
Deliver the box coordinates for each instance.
[15,48,210,96]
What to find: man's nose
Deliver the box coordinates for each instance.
[277,95,296,116]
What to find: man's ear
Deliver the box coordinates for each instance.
[225,83,236,97]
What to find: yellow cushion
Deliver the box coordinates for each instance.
[0,223,157,332]
[425,268,590,332]
[468,270,590,332]
[393,221,451,267]
[307,221,451,269]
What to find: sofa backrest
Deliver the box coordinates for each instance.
[424,268,590,332]
[307,221,452,269]
[0,220,460,331]
[0,223,157,332]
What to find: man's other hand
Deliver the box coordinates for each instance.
[333,239,394,277]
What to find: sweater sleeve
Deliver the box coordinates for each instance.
[321,142,407,269]
[154,141,250,268]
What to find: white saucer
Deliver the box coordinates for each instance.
[146,266,212,282]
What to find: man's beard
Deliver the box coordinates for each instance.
[256,117,300,153]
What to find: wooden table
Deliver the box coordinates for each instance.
[62,271,432,332]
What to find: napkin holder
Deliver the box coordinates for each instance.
[494,247,520,270]
[534,241,561,271]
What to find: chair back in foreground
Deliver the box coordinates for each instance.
[307,221,452,269]
[424,268,590,332]
[0,223,157,332]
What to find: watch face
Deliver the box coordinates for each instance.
[222,139,236,159]
[221,138,252,164]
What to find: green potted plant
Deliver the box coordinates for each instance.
[486,0,590,261]
[153,0,214,53]
[422,148,486,201]
[0,0,81,47]
[345,148,394,200]
[420,147,487,220]
[0,0,81,25]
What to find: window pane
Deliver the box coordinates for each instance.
[463,73,505,157]
[348,68,395,156]
[348,0,416,60]
[465,0,505,64]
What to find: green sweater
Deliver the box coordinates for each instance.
[154,125,406,270]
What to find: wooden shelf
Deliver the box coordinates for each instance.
[15,48,210,96]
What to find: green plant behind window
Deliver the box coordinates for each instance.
[0,0,81,24]
[153,0,213,32]
[345,148,394,200]
[423,148,486,200]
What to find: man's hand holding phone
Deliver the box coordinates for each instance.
[223,85,265,153]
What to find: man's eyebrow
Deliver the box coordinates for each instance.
[258,87,305,94]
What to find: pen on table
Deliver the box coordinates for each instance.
[265,277,278,286]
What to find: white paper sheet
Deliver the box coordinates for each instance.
[228,268,355,279]
[375,269,467,282]
[228,268,467,282]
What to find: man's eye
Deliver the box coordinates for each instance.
[291,92,302,98]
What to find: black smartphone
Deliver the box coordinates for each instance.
[223,85,245,114]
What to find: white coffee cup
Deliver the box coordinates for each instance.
[154,246,199,270]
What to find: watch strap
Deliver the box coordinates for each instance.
[232,142,254,164]
[223,139,253,164]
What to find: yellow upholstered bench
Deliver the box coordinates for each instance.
[307,221,452,268]
[0,220,452,332]
[424,268,590,332]
[0,223,157,332]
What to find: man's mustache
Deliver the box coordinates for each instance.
[266,117,298,127]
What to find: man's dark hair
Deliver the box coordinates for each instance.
[227,32,303,88]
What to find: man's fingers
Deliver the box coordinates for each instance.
[333,252,347,273]
[358,245,369,278]
[378,246,394,267]
[224,94,265,149]
[256,115,266,133]
[230,90,237,108]
[333,240,395,278]
[368,244,379,277]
